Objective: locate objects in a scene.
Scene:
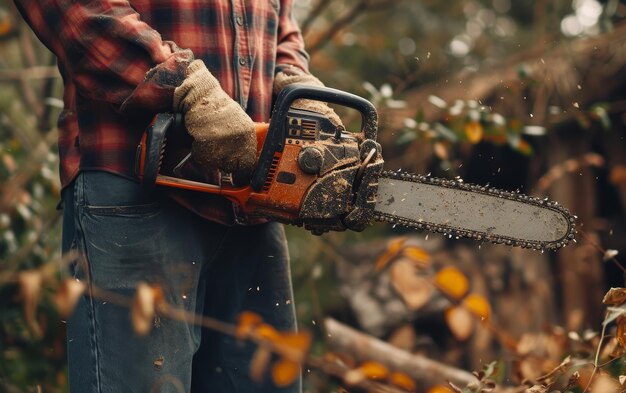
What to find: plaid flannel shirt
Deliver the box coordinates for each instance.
[15,0,310,224]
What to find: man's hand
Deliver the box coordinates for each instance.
[173,60,257,176]
[273,66,344,129]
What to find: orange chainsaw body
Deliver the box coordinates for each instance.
[136,85,383,234]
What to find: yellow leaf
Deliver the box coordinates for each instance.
[256,323,281,342]
[462,294,491,322]
[0,16,12,37]
[427,384,455,393]
[54,278,86,318]
[402,246,431,268]
[465,121,483,144]
[250,347,271,383]
[358,361,389,380]
[271,358,300,387]
[236,311,263,340]
[375,237,407,272]
[445,306,474,341]
[434,267,469,300]
[19,270,43,338]
[390,260,433,310]
[390,371,417,392]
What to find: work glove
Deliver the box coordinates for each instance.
[273,66,344,129]
[173,60,257,177]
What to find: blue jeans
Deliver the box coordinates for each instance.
[62,171,299,393]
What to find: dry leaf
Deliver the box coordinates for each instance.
[427,385,455,393]
[390,260,433,310]
[19,270,44,338]
[388,324,416,351]
[465,121,483,144]
[462,294,491,322]
[131,282,163,336]
[591,374,621,393]
[617,316,626,347]
[358,361,389,380]
[54,279,86,318]
[390,371,417,392]
[603,288,626,305]
[375,237,407,271]
[445,306,474,341]
[271,358,300,387]
[525,385,548,393]
[274,331,312,361]
[324,352,356,369]
[256,323,281,342]
[402,246,431,268]
[250,347,271,383]
[236,311,263,340]
[343,369,365,386]
[434,267,469,300]
[609,166,626,185]
[433,141,449,161]
[619,375,626,385]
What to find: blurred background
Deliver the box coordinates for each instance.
[1,0,626,391]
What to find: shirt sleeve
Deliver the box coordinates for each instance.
[13,0,194,113]
[275,0,310,74]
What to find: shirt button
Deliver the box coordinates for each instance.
[239,57,246,66]
[235,16,244,26]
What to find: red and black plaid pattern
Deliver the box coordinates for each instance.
[15,0,310,224]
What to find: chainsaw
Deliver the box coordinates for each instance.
[136,85,575,250]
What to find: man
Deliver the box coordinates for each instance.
[14,0,341,391]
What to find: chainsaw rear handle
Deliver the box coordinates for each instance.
[250,84,378,192]
[139,113,181,194]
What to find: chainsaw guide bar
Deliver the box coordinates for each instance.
[374,170,576,251]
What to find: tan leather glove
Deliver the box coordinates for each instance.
[173,60,256,176]
[273,66,344,129]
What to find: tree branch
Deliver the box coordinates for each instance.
[382,23,626,130]
[324,317,477,388]
[306,0,393,57]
